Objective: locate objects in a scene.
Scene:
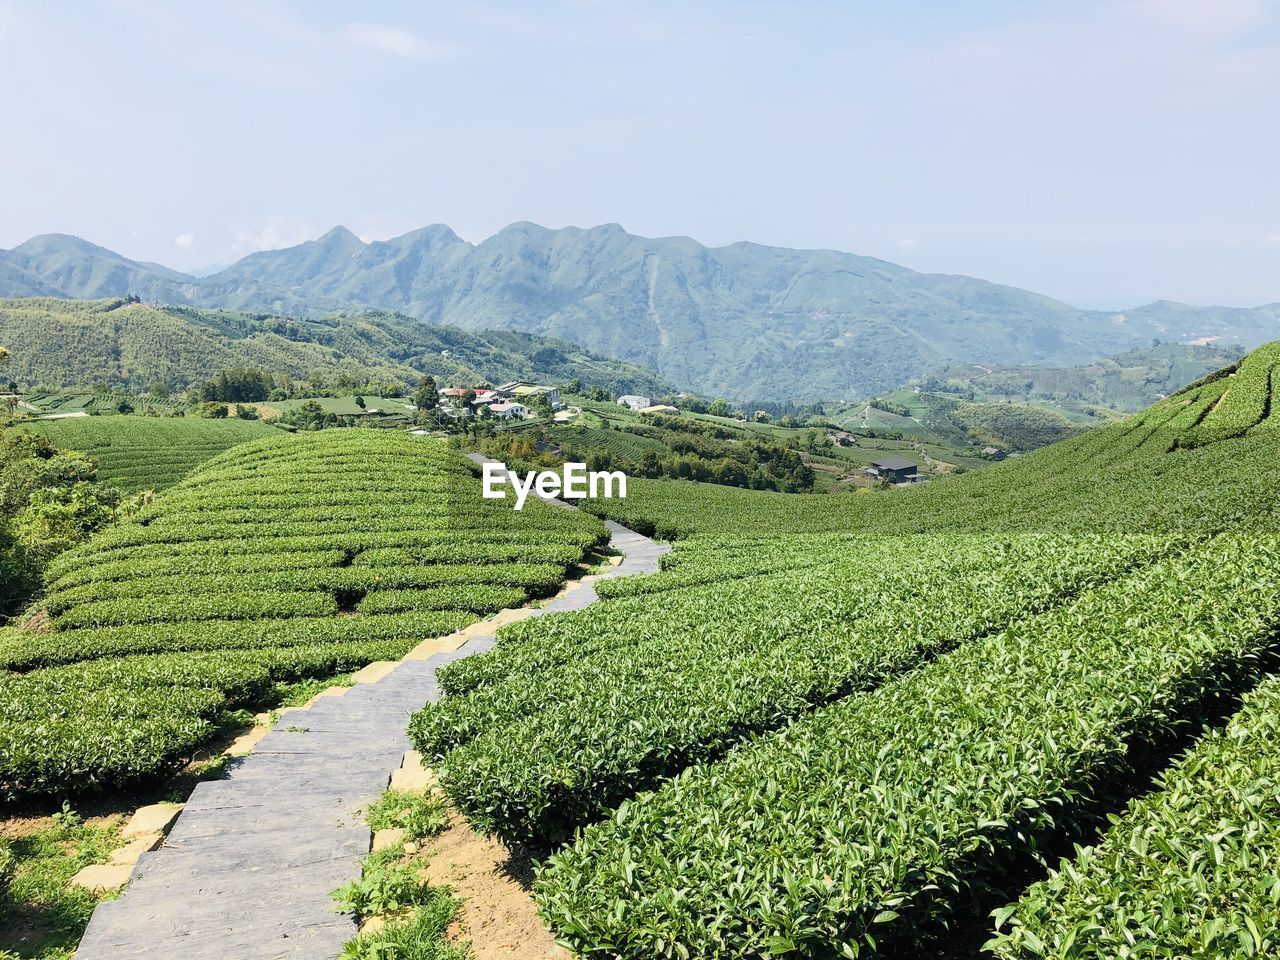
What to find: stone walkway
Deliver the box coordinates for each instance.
[76,463,667,960]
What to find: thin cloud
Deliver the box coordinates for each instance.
[230,217,317,254]
[343,23,445,59]
[175,233,195,250]
[1132,0,1269,38]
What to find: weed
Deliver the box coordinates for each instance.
[366,791,448,841]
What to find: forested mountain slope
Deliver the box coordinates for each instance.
[3,227,1276,400]
[0,297,671,395]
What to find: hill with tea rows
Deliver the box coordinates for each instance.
[9,416,279,492]
[579,340,1280,539]
[0,432,605,799]
[413,340,1280,957]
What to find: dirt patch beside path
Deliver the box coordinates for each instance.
[420,811,569,960]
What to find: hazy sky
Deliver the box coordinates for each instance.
[2,0,1278,307]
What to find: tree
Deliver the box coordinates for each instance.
[562,378,583,396]
[197,367,274,403]
[530,393,553,418]
[413,376,439,412]
[0,347,11,420]
[708,398,730,417]
[282,400,334,431]
[0,432,123,615]
[354,395,366,410]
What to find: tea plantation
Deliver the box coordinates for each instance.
[4,341,1278,958]
[9,416,279,492]
[576,341,1280,540]
[0,431,605,799]
[413,341,1280,958]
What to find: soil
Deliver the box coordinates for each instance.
[19,607,50,633]
[420,812,569,960]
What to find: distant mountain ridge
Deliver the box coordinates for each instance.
[3,225,1277,400]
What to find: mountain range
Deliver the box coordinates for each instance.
[3,225,1277,400]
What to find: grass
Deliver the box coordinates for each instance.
[339,886,468,960]
[366,791,449,841]
[8,416,279,492]
[0,813,121,960]
[270,396,417,417]
[271,673,356,708]
[334,786,464,959]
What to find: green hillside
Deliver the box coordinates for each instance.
[0,432,606,798]
[578,341,1280,539]
[820,343,1247,456]
[415,340,1280,958]
[3,228,1276,400]
[923,340,1247,412]
[0,297,673,396]
[8,417,279,492]
[2,341,1277,958]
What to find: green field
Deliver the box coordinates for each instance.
[547,423,669,461]
[0,431,605,798]
[265,395,417,417]
[411,341,1280,958]
[8,416,279,492]
[19,390,187,416]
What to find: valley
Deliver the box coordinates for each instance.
[0,323,1277,958]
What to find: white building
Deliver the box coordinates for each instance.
[617,395,652,411]
[488,402,530,420]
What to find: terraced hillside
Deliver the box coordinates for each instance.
[0,432,605,799]
[411,342,1280,958]
[9,416,278,492]
[579,339,1280,538]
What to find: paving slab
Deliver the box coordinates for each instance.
[72,863,135,893]
[76,502,667,960]
[121,803,183,836]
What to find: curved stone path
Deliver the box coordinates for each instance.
[76,459,667,960]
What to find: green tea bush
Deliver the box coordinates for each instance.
[988,670,1280,959]
[0,432,603,798]
[532,535,1280,958]
[415,534,1175,844]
